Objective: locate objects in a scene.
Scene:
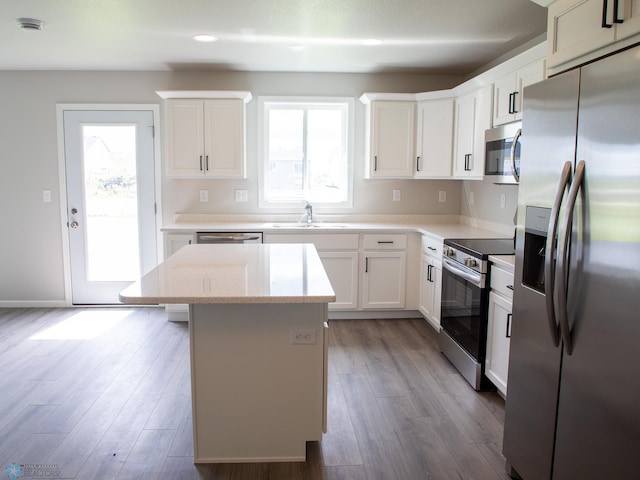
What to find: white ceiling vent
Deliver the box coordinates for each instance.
[17,18,44,31]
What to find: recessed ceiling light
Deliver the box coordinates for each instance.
[17,17,44,31]
[193,34,218,43]
[362,38,383,46]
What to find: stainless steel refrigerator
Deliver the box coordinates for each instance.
[502,44,640,480]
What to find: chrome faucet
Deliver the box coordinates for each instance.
[304,201,313,224]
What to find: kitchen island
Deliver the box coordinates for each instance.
[119,243,335,463]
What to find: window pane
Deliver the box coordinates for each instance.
[264,101,350,205]
[307,108,347,203]
[268,109,304,199]
[82,125,140,281]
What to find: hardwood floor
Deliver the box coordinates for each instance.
[0,308,510,479]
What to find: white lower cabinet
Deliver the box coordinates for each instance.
[360,234,407,309]
[419,254,442,330]
[418,234,443,331]
[317,251,359,310]
[264,233,359,311]
[485,264,514,397]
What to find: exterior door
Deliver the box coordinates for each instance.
[63,109,157,304]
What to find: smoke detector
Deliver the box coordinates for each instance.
[17,18,45,31]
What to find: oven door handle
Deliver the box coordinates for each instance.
[442,258,483,288]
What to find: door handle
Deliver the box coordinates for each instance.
[602,0,613,28]
[613,0,624,23]
[544,161,573,348]
[70,221,79,229]
[556,160,585,356]
[511,128,521,182]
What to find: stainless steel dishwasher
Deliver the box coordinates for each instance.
[196,232,263,244]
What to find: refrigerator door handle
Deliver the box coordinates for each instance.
[545,161,573,347]
[511,128,521,182]
[556,160,585,355]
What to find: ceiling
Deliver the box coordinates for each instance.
[1,0,547,75]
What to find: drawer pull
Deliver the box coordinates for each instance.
[377,241,394,244]
[427,246,437,251]
[506,285,514,290]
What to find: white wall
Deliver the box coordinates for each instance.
[1,69,478,305]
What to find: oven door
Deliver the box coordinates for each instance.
[440,257,487,361]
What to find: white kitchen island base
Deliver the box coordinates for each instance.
[119,244,335,463]
[189,303,328,463]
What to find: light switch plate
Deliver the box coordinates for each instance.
[392,190,401,202]
[199,190,208,202]
[439,191,446,203]
[235,189,248,202]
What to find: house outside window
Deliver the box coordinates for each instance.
[259,97,353,208]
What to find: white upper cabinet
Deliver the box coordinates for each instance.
[415,98,454,178]
[548,0,640,69]
[158,91,251,178]
[452,85,492,179]
[493,58,546,126]
[364,100,416,178]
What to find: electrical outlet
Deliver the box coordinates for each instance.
[393,189,401,202]
[500,193,506,208]
[290,328,317,345]
[199,190,208,202]
[235,189,248,202]
[42,190,52,203]
[438,191,446,203]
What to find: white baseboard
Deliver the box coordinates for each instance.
[0,300,68,308]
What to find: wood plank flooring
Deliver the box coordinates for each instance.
[0,308,510,479]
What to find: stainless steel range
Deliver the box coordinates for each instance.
[439,238,514,390]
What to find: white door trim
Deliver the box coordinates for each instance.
[56,104,162,306]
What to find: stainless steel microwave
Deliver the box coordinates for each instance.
[484,122,521,184]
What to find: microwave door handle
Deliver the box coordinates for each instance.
[511,128,521,182]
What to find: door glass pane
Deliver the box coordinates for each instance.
[82,125,139,281]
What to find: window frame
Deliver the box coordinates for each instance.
[258,96,354,210]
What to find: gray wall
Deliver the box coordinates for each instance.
[0,69,516,305]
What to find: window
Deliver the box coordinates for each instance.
[260,97,353,207]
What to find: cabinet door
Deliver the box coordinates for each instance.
[453,92,476,177]
[514,58,546,120]
[368,101,415,178]
[615,0,640,40]
[547,0,616,68]
[203,99,246,178]
[493,72,517,126]
[361,251,406,309]
[165,100,205,176]
[453,86,491,179]
[485,291,512,396]
[419,255,442,330]
[415,99,454,178]
[318,251,359,310]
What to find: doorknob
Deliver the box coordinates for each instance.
[70,221,79,229]
[71,208,78,215]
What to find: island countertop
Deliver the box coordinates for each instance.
[119,243,336,305]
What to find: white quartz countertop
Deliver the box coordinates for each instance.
[489,254,516,271]
[161,214,514,241]
[120,244,336,305]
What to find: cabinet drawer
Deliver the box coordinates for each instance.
[421,234,443,258]
[362,234,407,250]
[490,266,514,300]
[265,233,359,251]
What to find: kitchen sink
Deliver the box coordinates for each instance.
[268,223,349,229]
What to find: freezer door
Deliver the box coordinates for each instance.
[502,68,580,480]
[552,45,640,480]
